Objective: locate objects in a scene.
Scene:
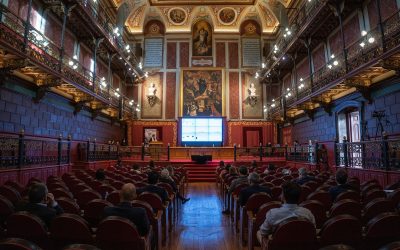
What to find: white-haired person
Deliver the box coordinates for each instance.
[159,168,190,204]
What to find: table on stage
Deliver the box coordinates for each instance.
[169,147,234,160]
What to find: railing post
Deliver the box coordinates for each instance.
[141,143,145,161]
[167,143,170,161]
[67,135,71,164]
[93,138,96,161]
[57,134,62,166]
[259,143,263,162]
[334,137,338,167]
[234,144,237,162]
[343,137,349,168]
[18,129,25,168]
[285,145,288,161]
[86,138,90,162]
[108,142,112,161]
[382,133,389,171]
[314,142,319,165]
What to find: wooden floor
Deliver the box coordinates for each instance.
[164,182,250,250]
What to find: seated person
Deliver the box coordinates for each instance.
[95,168,109,199]
[95,168,107,182]
[146,160,156,172]
[239,172,271,206]
[160,168,190,204]
[17,182,63,227]
[131,163,142,174]
[263,164,276,174]
[228,166,249,193]
[329,169,357,201]
[295,168,315,185]
[216,160,225,173]
[137,172,168,203]
[257,181,315,243]
[103,183,150,236]
[250,160,258,172]
[222,166,248,214]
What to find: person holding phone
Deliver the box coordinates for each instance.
[17,182,63,227]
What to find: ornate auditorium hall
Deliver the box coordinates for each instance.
[1,0,400,249]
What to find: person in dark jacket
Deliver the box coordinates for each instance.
[239,173,271,206]
[329,169,357,201]
[103,183,150,236]
[295,167,315,185]
[17,182,63,227]
[137,171,168,203]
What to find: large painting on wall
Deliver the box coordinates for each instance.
[192,20,213,57]
[180,68,225,117]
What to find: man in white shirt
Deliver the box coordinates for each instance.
[257,181,315,243]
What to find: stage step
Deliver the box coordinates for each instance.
[184,163,218,182]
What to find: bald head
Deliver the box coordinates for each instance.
[120,183,137,202]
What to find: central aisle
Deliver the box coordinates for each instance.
[164,182,247,250]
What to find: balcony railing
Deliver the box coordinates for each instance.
[286,144,317,163]
[268,8,400,117]
[335,138,400,171]
[0,134,71,169]
[78,141,119,162]
[0,4,135,117]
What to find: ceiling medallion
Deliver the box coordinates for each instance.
[168,7,187,25]
[218,7,237,25]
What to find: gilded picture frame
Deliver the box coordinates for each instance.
[179,68,225,117]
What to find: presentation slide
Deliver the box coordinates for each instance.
[181,118,223,143]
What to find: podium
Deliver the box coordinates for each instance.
[149,141,163,160]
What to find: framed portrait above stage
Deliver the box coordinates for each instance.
[192,20,213,57]
[180,68,225,117]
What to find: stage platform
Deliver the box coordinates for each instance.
[121,157,286,182]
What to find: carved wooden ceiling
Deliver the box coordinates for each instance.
[112,0,293,34]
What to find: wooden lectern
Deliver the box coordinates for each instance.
[149,141,163,160]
